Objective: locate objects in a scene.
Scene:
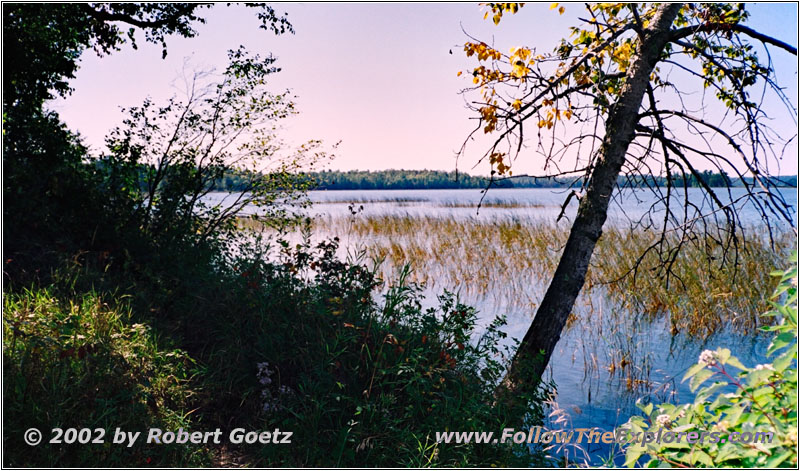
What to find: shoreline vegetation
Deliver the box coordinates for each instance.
[212,169,798,192]
[243,214,793,337]
[237,211,794,402]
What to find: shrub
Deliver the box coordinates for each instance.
[4,228,551,467]
[192,234,551,467]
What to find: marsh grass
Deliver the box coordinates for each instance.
[315,196,429,204]
[239,212,791,393]
[441,199,549,209]
[310,214,790,336]
[311,197,549,209]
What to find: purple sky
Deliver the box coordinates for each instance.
[54,3,798,175]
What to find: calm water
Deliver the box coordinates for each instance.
[208,186,796,227]
[209,187,796,464]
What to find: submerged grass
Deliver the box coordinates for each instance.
[311,197,550,209]
[311,214,791,337]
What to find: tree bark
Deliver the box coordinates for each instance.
[500,4,683,396]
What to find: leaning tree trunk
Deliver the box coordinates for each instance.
[499,4,683,398]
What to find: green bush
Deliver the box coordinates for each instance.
[623,254,797,467]
[184,233,551,466]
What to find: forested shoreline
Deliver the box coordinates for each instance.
[211,168,798,191]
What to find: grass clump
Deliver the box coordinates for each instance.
[3,289,205,467]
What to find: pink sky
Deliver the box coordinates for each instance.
[54,3,798,176]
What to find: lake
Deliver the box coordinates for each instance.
[211,187,796,464]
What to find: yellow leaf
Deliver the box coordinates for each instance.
[550,3,559,9]
[457,70,463,77]
[559,6,565,14]
[512,99,522,110]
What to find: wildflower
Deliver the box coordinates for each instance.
[656,414,671,427]
[698,349,718,367]
[257,362,274,385]
[755,363,774,371]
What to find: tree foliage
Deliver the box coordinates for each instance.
[3,3,291,109]
[102,47,329,245]
[459,2,797,402]
[2,3,293,282]
[461,2,796,260]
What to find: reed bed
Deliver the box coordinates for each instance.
[314,196,429,204]
[313,197,550,209]
[440,200,549,209]
[313,213,790,335]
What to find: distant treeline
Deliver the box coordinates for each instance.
[212,169,797,191]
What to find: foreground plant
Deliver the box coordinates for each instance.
[624,256,798,467]
[3,290,205,466]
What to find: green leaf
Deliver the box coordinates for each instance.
[773,348,796,372]
[690,368,714,392]
[672,423,696,433]
[725,404,745,426]
[745,368,773,387]
[624,448,644,468]
[690,450,714,467]
[716,347,731,365]
[695,381,726,403]
[683,363,706,381]
[765,450,793,468]
[725,356,748,370]
[767,331,794,356]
